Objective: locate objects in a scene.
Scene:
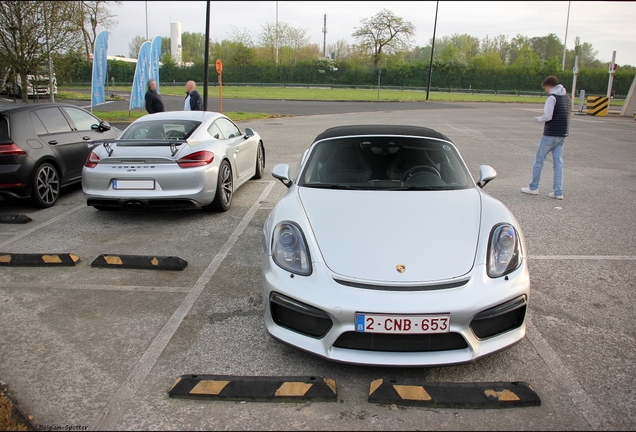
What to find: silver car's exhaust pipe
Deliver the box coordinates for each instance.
[134,202,143,210]
[125,202,135,210]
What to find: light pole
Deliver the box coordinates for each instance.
[561,0,571,70]
[275,1,279,64]
[426,1,439,101]
[203,0,211,111]
[145,1,149,40]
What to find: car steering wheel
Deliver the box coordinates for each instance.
[165,130,186,139]
[402,165,442,182]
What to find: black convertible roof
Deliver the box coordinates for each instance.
[313,125,452,143]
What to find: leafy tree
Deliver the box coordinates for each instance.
[161,36,171,57]
[352,9,415,68]
[181,32,206,64]
[76,1,122,60]
[128,35,145,58]
[510,45,541,74]
[530,33,563,62]
[471,51,505,74]
[0,0,82,101]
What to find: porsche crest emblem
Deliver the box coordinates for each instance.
[396,264,406,273]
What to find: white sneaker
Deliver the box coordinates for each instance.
[549,192,563,200]
[521,187,538,195]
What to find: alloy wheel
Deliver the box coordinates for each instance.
[36,165,59,205]
[221,163,233,206]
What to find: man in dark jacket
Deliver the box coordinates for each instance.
[145,79,165,114]
[184,80,203,111]
[521,75,569,200]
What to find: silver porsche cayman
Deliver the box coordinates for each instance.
[261,125,529,367]
[82,111,265,211]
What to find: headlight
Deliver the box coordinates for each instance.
[487,224,522,278]
[272,222,312,276]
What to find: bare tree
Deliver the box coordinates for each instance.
[76,1,122,59]
[352,9,415,68]
[128,35,146,58]
[327,39,350,60]
[0,1,81,102]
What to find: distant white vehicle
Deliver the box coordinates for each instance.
[4,74,58,98]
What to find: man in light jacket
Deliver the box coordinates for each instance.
[521,75,570,200]
[184,80,203,111]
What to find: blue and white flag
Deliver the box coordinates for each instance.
[129,41,152,110]
[149,36,162,93]
[91,31,109,107]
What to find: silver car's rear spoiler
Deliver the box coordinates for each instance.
[87,139,186,157]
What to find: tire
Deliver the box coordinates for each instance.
[205,160,233,212]
[252,141,265,179]
[31,162,60,208]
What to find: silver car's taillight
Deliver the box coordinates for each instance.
[487,224,522,278]
[272,222,312,276]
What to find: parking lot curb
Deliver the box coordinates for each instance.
[368,379,540,408]
[0,214,32,224]
[91,254,188,270]
[168,375,337,402]
[0,253,80,267]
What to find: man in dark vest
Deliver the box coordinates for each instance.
[144,79,165,114]
[522,75,569,200]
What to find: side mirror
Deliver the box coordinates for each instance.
[271,163,292,188]
[244,127,254,139]
[98,120,111,132]
[477,165,497,188]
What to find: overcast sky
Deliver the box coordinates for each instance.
[106,1,636,65]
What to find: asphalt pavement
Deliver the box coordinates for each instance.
[0,103,635,430]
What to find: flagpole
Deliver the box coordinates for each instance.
[145,1,149,40]
[426,1,439,101]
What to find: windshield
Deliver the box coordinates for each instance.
[120,120,201,140]
[298,136,472,190]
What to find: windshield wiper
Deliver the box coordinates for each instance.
[302,183,355,190]
[385,185,455,191]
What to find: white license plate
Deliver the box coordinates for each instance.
[112,180,155,190]
[355,313,450,334]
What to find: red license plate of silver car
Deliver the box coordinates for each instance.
[355,313,450,334]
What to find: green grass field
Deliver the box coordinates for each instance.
[93,110,282,123]
[57,90,122,101]
[59,85,625,106]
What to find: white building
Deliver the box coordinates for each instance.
[170,22,182,65]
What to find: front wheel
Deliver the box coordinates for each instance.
[31,162,60,208]
[205,160,233,212]
[252,142,265,179]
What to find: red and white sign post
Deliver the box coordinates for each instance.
[607,51,616,105]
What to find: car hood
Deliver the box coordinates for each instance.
[298,187,482,283]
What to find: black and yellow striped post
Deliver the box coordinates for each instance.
[0,253,80,267]
[368,379,540,408]
[586,96,609,116]
[168,375,337,402]
[91,254,188,270]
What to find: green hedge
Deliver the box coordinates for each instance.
[66,59,635,96]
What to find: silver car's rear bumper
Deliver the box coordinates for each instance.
[82,161,219,207]
[261,257,529,367]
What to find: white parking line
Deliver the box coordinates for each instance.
[92,181,276,431]
[0,203,86,248]
[526,319,604,429]
[529,255,636,260]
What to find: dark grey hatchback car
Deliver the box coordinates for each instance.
[0,103,118,207]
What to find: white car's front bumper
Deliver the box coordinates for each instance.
[261,256,529,367]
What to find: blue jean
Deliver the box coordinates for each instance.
[529,135,565,196]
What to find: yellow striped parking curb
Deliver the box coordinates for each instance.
[368,379,540,408]
[168,375,337,402]
[586,96,609,116]
[91,254,188,270]
[0,253,80,267]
